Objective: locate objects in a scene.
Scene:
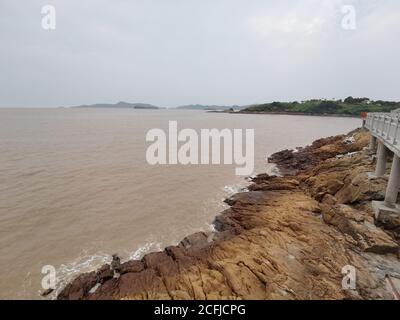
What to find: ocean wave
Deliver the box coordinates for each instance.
[48,241,165,299]
[265,163,281,176]
[48,165,278,300]
[223,183,248,195]
[129,242,163,260]
[49,251,111,299]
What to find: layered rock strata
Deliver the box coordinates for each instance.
[58,129,400,300]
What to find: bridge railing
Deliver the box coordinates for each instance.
[366,113,400,155]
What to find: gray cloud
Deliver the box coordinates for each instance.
[0,0,399,107]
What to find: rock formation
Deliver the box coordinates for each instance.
[58,128,400,300]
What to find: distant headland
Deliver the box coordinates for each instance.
[71,101,160,109]
[176,104,242,111]
[238,97,400,116]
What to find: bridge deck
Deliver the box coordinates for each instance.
[365,113,400,156]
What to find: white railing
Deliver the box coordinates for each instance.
[366,113,400,155]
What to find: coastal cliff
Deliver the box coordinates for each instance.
[58,128,400,300]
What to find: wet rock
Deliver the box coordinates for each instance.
[58,272,98,300]
[180,232,210,250]
[96,264,113,282]
[120,261,144,274]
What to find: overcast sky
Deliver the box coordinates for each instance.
[0,0,399,107]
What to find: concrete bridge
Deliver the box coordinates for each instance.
[365,111,400,219]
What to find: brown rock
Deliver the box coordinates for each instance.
[120,261,144,274]
[322,204,398,254]
[57,129,400,301]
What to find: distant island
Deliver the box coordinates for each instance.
[67,97,400,116]
[239,97,400,116]
[176,104,243,111]
[72,101,159,109]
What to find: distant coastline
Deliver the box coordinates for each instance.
[176,104,242,111]
[61,97,400,116]
[210,110,360,118]
[71,101,160,110]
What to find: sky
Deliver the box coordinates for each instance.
[0,0,399,108]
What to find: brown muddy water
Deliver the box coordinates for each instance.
[0,108,360,299]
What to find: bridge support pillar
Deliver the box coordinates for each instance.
[373,155,400,221]
[375,141,388,177]
[384,155,400,208]
[369,135,377,152]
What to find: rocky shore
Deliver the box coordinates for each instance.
[58,128,400,300]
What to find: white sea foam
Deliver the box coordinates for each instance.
[48,241,165,299]
[223,184,246,194]
[266,163,282,177]
[344,135,355,144]
[47,153,282,300]
[129,242,163,260]
[49,251,112,299]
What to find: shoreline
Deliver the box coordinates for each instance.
[49,164,279,299]
[209,110,360,118]
[57,128,400,300]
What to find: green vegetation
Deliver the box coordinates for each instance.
[241,97,400,116]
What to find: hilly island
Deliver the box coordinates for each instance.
[239,97,400,117]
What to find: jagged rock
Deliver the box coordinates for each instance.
[40,288,54,297]
[321,204,398,254]
[58,272,98,300]
[120,261,144,274]
[335,172,386,204]
[58,129,400,300]
[248,175,299,191]
[376,212,400,240]
[268,129,369,175]
[180,232,210,250]
[96,264,113,281]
